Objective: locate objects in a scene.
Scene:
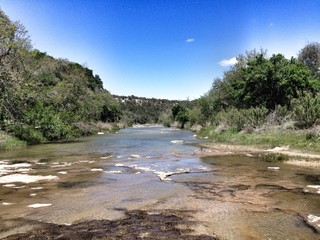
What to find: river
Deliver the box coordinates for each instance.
[0,126,319,239]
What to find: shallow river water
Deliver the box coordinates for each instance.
[0,126,319,239]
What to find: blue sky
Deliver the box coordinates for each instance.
[1,0,320,100]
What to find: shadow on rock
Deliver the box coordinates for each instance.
[4,209,219,240]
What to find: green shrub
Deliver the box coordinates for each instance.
[215,108,245,132]
[0,131,26,149]
[242,106,268,127]
[274,105,291,124]
[111,124,120,132]
[214,107,267,132]
[12,125,46,144]
[291,93,320,128]
[262,153,289,162]
[41,115,74,141]
[22,103,75,141]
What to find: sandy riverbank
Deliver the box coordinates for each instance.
[195,143,320,168]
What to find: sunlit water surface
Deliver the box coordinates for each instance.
[0,127,319,239]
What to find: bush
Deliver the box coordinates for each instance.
[0,131,26,149]
[268,105,291,125]
[305,127,320,141]
[291,93,320,128]
[261,153,289,162]
[214,107,268,132]
[242,106,268,127]
[12,125,46,144]
[21,103,76,142]
[215,108,245,132]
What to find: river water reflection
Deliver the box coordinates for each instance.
[0,126,319,239]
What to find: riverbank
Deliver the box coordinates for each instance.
[0,131,26,150]
[0,122,126,150]
[195,142,320,168]
[194,124,320,166]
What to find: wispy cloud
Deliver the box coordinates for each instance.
[185,38,195,43]
[218,57,237,67]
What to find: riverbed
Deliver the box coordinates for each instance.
[0,127,319,239]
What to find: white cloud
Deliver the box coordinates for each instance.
[185,38,195,43]
[218,57,237,67]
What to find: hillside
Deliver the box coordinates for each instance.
[0,10,121,146]
[113,95,190,125]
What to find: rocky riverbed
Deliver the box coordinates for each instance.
[1,127,319,239]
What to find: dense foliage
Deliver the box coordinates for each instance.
[0,10,121,144]
[171,47,320,131]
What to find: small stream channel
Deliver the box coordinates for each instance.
[0,126,319,239]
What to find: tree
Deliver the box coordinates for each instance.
[0,10,32,124]
[172,104,189,128]
[298,42,320,77]
[242,54,318,109]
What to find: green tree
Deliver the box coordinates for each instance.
[172,104,189,128]
[298,42,320,77]
[0,10,31,124]
[242,54,318,109]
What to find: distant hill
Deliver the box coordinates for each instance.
[113,95,191,124]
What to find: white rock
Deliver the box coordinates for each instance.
[170,140,184,144]
[308,214,320,223]
[0,174,59,184]
[267,167,280,171]
[28,203,52,208]
[0,163,32,176]
[2,202,14,206]
[91,168,104,172]
[15,168,32,172]
[3,184,16,187]
[104,170,123,174]
[267,146,289,152]
[154,171,173,181]
[307,185,320,189]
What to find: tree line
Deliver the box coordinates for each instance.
[171,44,320,131]
[113,95,189,125]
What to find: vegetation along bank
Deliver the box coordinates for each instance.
[1,9,320,160]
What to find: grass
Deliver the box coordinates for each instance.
[198,126,320,153]
[261,153,289,163]
[0,131,26,150]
